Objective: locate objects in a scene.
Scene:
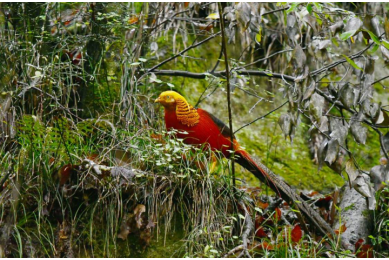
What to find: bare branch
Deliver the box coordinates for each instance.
[234,101,288,134]
[218,2,236,187]
[146,31,221,74]
[150,69,296,81]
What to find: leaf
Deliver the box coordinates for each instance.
[255,227,268,238]
[291,224,303,242]
[302,82,316,101]
[342,55,362,71]
[257,200,269,209]
[307,3,313,14]
[362,29,380,45]
[150,42,158,52]
[375,110,389,126]
[286,13,298,47]
[350,112,367,144]
[353,175,372,198]
[309,93,325,121]
[381,40,389,51]
[128,16,139,24]
[345,159,358,184]
[253,241,274,250]
[339,83,358,109]
[134,204,146,229]
[58,164,74,185]
[332,37,339,47]
[313,2,323,12]
[344,17,363,32]
[325,139,339,165]
[274,208,281,222]
[278,113,294,140]
[355,238,365,251]
[340,30,357,41]
[167,83,174,88]
[318,40,331,50]
[335,223,347,234]
[355,238,374,257]
[329,118,348,145]
[286,2,300,14]
[370,165,386,191]
[367,43,379,54]
[255,26,262,44]
[380,44,389,61]
[329,21,344,35]
[292,44,306,71]
[235,3,252,30]
[206,13,219,20]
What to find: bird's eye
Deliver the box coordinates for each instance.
[166,95,170,99]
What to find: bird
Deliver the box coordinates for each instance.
[154,90,273,180]
[155,90,335,237]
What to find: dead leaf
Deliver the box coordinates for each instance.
[134,204,146,229]
[58,164,74,185]
[345,159,358,184]
[335,223,347,234]
[291,224,303,242]
[255,227,268,238]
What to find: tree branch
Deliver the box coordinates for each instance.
[151,69,296,81]
[218,2,236,187]
[146,31,221,74]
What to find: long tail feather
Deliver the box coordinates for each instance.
[234,150,335,237]
[235,150,281,196]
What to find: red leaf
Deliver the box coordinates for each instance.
[255,227,267,238]
[291,224,303,243]
[59,164,73,185]
[356,246,373,258]
[315,195,333,209]
[274,207,282,222]
[355,238,365,251]
[254,241,274,250]
[257,200,269,210]
[86,153,98,161]
[308,190,320,197]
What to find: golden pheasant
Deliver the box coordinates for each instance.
[155,90,335,237]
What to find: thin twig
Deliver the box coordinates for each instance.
[239,48,303,70]
[262,6,289,16]
[234,101,288,134]
[0,169,12,193]
[146,31,221,73]
[151,69,296,81]
[310,32,385,77]
[372,126,389,160]
[372,75,389,85]
[218,2,236,187]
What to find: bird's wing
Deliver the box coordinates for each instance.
[199,109,235,140]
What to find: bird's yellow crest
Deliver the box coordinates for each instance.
[155,91,200,127]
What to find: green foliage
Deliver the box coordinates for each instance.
[372,183,389,256]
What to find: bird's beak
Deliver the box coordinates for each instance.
[155,96,161,103]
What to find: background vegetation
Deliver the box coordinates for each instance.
[1,2,389,257]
